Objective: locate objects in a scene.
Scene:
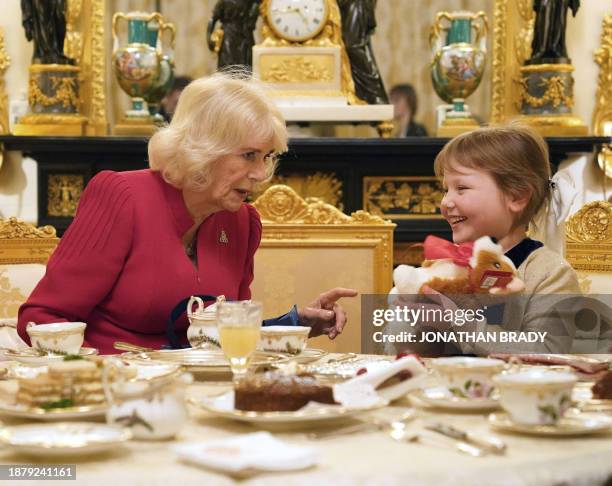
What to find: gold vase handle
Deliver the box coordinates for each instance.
[429,11,452,54]
[111,12,128,42]
[471,11,488,51]
[160,21,176,50]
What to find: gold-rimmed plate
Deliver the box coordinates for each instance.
[285,348,327,364]
[1,347,98,365]
[189,391,387,426]
[410,386,500,411]
[0,422,131,457]
[122,348,289,373]
[572,382,612,413]
[0,402,107,421]
[488,412,612,436]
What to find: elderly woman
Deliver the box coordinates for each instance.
[17,72,357,354]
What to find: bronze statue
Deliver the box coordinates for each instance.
[338,0,388,104]
[21,0,73,64]
[207,0,260,70]
[528,0,580,64]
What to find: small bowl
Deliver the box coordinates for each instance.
[430,357,506,399]
[493,369,577,425]
[26,321,86,355]
[258,326,310,354]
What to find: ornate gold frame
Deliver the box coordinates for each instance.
[490,0,534,123]
[253,184,395,293]
[0,27,9,136]
[565,201,612,273]
[594,14,612,179]
[0,218,59,265]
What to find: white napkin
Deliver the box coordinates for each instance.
[333,356,427,403]
[175,432,318,476]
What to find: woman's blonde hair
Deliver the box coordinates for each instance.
[434,123,552,228]
[148,70,288,191]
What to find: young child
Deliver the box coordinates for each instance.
[386,124,581,356]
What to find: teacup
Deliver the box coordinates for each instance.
[258,326,310,355]
[26,321,86,355]
[493,369,577,425]
[430,357,506,399]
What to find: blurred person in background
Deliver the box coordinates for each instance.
[390,83,428,137]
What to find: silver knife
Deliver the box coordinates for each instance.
[425,422,507,455]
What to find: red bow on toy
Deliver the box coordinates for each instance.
[423,236,474,267]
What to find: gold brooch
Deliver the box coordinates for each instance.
[219,230,229,244]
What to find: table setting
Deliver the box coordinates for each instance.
[0,300,611,485]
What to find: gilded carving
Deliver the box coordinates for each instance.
[253,184,389,225]
[514,0,534,66]
[28,73,79,109]
[518,75,573,109]
[64,0,83,60]
[0,27,10,135]
[253,172,343,209]
[565,201,612,273]
[0,267,28,319]
[490,0,508,123]
[0,218,57,239]
[363,177,444,219]
[593,15,612,178]
[47,175,84,217]
[262,56,333,83]
[566,201,612,244]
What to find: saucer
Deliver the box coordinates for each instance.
[411,386,500,411]
[488,412,612,436]
[286,348,327,364]
[0,422,132,457]
[0,402,107,421]
[1,347,97,365]
[190,390,387,427]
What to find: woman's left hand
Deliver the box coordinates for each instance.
[298,288,358,339]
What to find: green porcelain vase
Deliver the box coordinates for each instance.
[429,11,488,118]
[112,12,164,119]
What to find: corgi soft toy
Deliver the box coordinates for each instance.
[391,236,525,296]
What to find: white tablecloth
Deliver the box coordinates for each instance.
[1,378,611,486]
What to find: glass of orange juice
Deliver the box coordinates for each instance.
[216,300,263,382]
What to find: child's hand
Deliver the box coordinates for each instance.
[489,277,525,295]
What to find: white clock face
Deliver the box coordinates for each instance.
[268,0,329,42]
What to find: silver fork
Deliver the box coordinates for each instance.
[388,421,485,457]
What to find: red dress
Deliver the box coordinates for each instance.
[18,169,261,354]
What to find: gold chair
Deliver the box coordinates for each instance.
[0,218,58,348]
[565,200,612,294]
[565,201,612,353]
[252,185,395,354]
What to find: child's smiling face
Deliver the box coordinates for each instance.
[441,163,526,248]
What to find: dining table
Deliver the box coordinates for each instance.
[0,353,611,486]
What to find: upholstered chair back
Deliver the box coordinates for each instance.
[251,185,395,354]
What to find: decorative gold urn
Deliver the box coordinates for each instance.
[429,11,488,137]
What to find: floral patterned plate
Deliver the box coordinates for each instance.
[410,386,500,411]
[488,411,612,436]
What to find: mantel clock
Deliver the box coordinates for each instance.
[254,0,359,105]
